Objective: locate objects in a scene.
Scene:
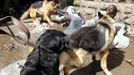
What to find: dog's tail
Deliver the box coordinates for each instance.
[20,10,29,20]
[99,18,116,50]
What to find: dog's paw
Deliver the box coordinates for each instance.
[49,22,55,27]
[106,72,112,75]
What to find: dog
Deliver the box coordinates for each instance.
[20,29,80,75]
[20,0,59,27]
[59,11,116,75]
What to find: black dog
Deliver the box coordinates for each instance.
[20,29,72,75]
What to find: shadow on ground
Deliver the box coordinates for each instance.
[71,49,125,75]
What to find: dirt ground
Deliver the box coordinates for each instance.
[0,1,134,75]
[71,40,134,75]
[0,24,134,75]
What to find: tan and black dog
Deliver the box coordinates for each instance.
[20,0,59,27]
[59,11,116,75]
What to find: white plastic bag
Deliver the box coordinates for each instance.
[112,22,130,49]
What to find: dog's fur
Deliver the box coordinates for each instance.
[20,29,80,75]
[60,11,116,75]
[20,0,59,27]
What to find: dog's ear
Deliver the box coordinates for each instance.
[98,11,103,19]
[60,36,71,52]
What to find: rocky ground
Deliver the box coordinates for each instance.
[0,1,134,75]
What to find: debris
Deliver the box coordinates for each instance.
[125,58,134,67]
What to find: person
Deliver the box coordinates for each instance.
[81,5,130,60]
[105,4,117,18]
[82,4,130,49]
[82,5,117,27]
[59,4,130,49]
[105,5,130,49]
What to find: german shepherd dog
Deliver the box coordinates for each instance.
[20,0,59,27]
[20,29,80,75]
[59,11,116,75]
